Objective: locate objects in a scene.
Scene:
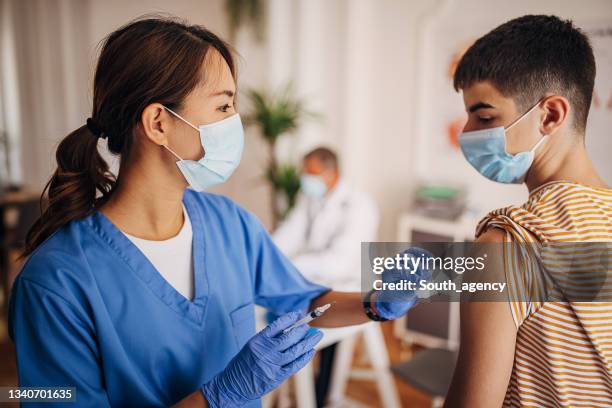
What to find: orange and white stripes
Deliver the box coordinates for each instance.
[476,181,612,407]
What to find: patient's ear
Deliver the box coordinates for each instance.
[539,95,570,136]
[140,103,172,146]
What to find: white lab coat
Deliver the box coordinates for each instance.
[272,180,379,291]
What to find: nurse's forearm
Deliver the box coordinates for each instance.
[308,291,371,327]
[172,390,208,408]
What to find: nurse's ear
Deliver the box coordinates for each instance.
[140,103,172,146]
[539,95,570,136]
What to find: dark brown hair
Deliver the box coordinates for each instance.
[23,16,236,256]
[453,15,595,133]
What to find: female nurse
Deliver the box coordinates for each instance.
[8,17,418,408]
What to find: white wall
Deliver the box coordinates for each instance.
[262,0,434,238]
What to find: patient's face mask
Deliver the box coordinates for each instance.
[300,174,327,198]
[162,106,244,191]
[458,99,547,184]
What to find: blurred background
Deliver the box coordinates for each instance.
[0,0,611,407]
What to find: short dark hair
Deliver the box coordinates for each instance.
[453,15,595,132]
[304,147,338,171]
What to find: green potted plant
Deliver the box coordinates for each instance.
[245,84,315,227]
[266,164,301,221]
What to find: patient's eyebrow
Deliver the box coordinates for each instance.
[468,102,495,113]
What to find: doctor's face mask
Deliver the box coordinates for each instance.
[162,106,244,191]
[458,98,547,184]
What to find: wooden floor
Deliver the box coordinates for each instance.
[0,317,432,407]
[341,322,432,407]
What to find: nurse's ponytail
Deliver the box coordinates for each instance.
[23,125,115,257]
[22,15,236,257]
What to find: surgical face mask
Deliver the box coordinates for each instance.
[458,100,547,184]
[300,174,327,198]
[162,106,244,191]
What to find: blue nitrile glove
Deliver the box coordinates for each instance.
[202,311,323,407]
[375,247,433,320]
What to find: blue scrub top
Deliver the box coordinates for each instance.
[9,190,330,407]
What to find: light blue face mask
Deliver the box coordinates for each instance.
[458,100,547,184]
[162,106,244,191]
[300,174,327,198]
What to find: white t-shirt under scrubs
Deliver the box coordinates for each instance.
[123,205,194,300]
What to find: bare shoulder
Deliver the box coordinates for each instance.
[476,227,506,243]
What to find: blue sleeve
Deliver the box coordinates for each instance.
[9,277,111,408]
[240,208,331,314]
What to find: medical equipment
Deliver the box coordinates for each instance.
[162,106,245,191]
[282,303,333,334]
[458,98,546,184]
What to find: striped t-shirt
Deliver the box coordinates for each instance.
[476,181,612,407]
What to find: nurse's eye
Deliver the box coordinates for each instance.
[218,104,232,113]
[478,116,494,124]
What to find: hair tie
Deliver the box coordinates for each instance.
[86,118,106,139]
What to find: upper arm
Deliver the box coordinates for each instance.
[444,229,516,408]
[9,277,111,408]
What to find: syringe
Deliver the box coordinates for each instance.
[282,303,333,334]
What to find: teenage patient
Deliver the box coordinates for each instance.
[443,15,611,407]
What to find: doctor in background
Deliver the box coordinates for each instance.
[273,147,379,290]
[273,146,379,406]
